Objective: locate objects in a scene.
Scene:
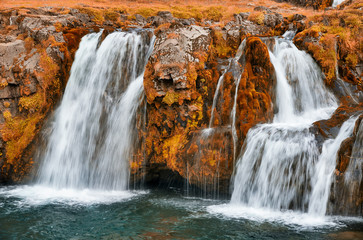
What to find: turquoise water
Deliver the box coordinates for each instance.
[1,186,363,240]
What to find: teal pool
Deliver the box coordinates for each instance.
[1,186,362,239]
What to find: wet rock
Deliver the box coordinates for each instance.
[275,0,333,10]
[134,14,146,25]
[264,12,283,28]
[234,12,250,25]
[157,11,173,22]
[0,86,21,99]
[0,40,25,69]
[148,11,174,27]
[254,6,272,13]
[293,14,306,21]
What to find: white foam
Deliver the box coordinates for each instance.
[207,204,347,229]
[0,185,146,206]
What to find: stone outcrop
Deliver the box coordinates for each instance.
[274,0,333,10]
[137,19,275,193]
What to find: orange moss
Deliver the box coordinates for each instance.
[248,12,265,25]
[162,91,180,106]
[0,21,84,181]
[18,92,43,113]
[24,36,34,53]
[162,134,188,172]
[0,78,8,89]
[211,29,235,58]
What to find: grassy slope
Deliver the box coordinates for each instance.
[1,0,318,21]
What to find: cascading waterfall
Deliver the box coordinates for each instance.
[309,116,358,215]
[36,30,155,190]
[229,33,352,216]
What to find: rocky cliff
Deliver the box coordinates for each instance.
[0,2,362,214]
[275,0,333,10]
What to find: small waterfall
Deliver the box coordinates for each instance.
[231,125,319,211]
[309,117,358,215]
[36,30,155,190]
[208,65,228,129]
[332,0,345,7]
[206,39,247,131]
[230,34,345,215]
[231,39,246,166]
[271,38,337,123]
[343,119,363,209]
[188,40,246,197]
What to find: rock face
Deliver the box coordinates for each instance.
[137,19,275,194]
[274,0,333,9]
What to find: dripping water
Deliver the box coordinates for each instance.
[188,39,246,197]
[231,39,247,168]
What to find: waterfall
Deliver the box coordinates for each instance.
[309,117,358,215]
[231,39,246,166]
[332,0,345,7]
[230,34,347,216]
[190,40,246,197]
[345,120,363,184]
[206,39,246,131]
[36,30,155,190]
[208,65,228,129]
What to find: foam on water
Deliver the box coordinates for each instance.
[0,185,147,206]
[207,204,363,229]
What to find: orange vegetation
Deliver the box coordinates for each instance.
[294,4,362,90]
[1,0,319,22]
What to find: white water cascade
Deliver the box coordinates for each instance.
[229,33,351,216]
[36,30,155,191]
[341,119,363,214]
[332,0,345,7]
[309,116,358,215]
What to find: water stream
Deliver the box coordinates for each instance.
[210,33,359,220]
